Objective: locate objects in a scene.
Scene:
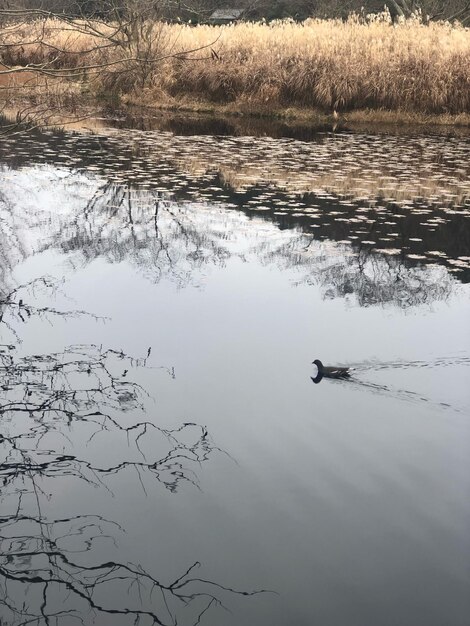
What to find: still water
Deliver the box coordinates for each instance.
[0,118,469,626]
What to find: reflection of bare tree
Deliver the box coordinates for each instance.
[36,178,459,307]
[257,233,455,308]
[0,182,28,289]
[319,247,454,307]
[50,182,231,286]
[0,162,95,287]
[0,286,264,625]
[2,144,465,305]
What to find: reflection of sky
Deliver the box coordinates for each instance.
[9,218,470,626]
[1,140,470,626]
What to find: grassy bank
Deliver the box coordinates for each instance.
[1,13,470,122]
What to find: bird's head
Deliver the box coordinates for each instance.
[312,359,323,372]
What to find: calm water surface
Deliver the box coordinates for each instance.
[0,119,469,626]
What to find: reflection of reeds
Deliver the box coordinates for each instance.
[217,164,470,205]
[179,147,469,206]
[2,15,470,113]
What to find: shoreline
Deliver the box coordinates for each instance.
[122,97,470,128]
[2,95,470,136]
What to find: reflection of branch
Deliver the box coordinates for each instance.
[0,340,218,484]
[0,276,105,341]
[1,380,262,626]
[0,277,266,625]
[0,426,220,495]
[0,509,264,626]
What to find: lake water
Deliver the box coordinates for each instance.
[0,117,469,626]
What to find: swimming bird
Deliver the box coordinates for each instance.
[312,359,351,380]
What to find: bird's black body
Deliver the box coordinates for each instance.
[312,359,350,383]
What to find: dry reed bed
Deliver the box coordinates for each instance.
[1,15,470,113]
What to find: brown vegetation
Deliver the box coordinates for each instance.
[1,12,470,118]
[161,15,470,114]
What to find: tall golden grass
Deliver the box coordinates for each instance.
[1,13,469,114]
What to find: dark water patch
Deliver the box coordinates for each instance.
[100,108,337,139]
[98,108,470,140]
